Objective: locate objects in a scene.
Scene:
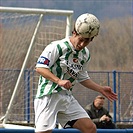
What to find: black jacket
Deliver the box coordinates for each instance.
[85,102,116,129]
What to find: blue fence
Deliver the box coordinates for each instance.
[0,129,133,133]
[0,69,133,124]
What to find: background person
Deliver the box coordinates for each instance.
[34,13,117,133]
[85,95,116,129]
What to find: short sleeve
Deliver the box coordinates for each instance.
[36,43,59,68]
[77,70,90,82]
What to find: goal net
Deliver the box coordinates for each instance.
[0,7,73,126]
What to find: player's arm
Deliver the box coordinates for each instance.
[80,79,117,101]
[36,67,72,89]
[36,67,60,84]
[36,43,72,89]
[80,79,102,92]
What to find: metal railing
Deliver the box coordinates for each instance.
[0,69,133,124]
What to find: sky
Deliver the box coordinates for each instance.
[0,0,132,20]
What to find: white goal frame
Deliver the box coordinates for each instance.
[0,6,73,125]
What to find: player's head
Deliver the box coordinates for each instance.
[73,13,100,39]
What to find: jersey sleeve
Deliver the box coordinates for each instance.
[77,70,90,82]
[36,43,59,68]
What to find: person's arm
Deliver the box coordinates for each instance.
[80,79,117,101]
[92,118,101,124]
[86,109,102,125]
[36,67,72,89]
[36,42,73,90]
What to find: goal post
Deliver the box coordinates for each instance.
[0,6,73,126]
[2,13,44,125]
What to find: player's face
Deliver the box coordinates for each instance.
[73,35,94,51]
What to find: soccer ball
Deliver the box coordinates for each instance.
[75,13,100,38]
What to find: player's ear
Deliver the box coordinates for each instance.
[72,30,76,35]
[72,27,79,37]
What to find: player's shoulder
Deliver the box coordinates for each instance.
[44,38,66,50]
[84,47,90,54]
[51,38,67,45]
[51,38,70,51]
[81,47,90,62]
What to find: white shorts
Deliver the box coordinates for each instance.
[34,90,90,132]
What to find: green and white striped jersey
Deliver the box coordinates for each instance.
[35,37,91,98]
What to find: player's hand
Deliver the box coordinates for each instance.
[101,86,117,102]
[57,79,72,90]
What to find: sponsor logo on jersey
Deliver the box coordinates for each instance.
[67,67,78,79]
[37,56,50,66]
[67,61,83,71]
[66,60,83,79]
[73,58,78,63]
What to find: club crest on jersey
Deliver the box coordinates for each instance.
[37,56,50,66]
[73,58,78,63]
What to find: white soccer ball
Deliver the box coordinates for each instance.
[75,13,100,38]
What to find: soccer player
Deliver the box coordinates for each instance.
[34,13,117,133]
